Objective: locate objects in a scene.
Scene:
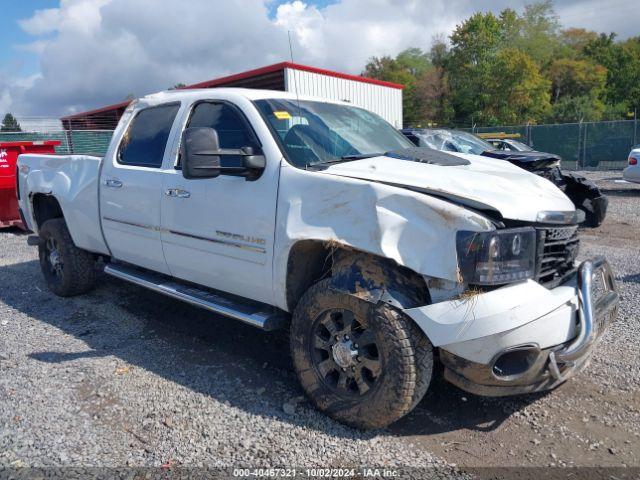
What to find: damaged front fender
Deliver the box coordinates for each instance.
[273,164,494,311]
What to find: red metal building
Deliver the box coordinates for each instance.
[60,62,405,130]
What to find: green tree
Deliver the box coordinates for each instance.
[584,33,640,113]
[447,11,504,124]
[514,0,561,66]
[547,58,607,102]
[548,95,604,122]
[559,28,598,55]
[415,66,451,125]
[395,48,431,77]
[429,35,450,68]
[359,1,640,126]
[621,36,640,57]
[363,48,431,125]
[485,48,551,124]
[449,11,503,66]
[414,37,453,125]
[546,58,606,121]
[446,6,557,125]
[1,113,21,132]
[498,8,521,46]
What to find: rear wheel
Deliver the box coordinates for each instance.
[38,218,97,297]
[290,278,433,429]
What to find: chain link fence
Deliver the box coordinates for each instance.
[466,119,640,170]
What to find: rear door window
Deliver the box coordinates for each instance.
[118,103,180,167]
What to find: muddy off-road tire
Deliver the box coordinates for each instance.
[38,218,97,297]
[290,278,433,429]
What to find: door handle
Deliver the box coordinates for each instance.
[165,188,190,198]
[104,179,123,188]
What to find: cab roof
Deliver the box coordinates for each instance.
[135,88,348,108]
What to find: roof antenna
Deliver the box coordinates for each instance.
[287,30,303,123]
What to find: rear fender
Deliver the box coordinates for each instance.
[19,154,109,255]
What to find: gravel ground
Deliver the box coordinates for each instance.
[0,170,638,478]
[0,221,458,477]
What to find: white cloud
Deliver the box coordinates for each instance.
[555,0,637,38]
[18,0,111,35]
[6,0,460,116]
[0,90,11,115]
[17,8,62,36]
[2,0,638,116]
[14,40,51,55]
[7,0,293,115]
[276,0,465,71]
[0,72,40,115]
[275,1,327,60]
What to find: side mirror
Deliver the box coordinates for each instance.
[181,127,222,179]
[181,127,266,181]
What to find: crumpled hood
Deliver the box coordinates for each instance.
[481,149,561,171]
[319,153,575,223]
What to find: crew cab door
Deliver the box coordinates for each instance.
[100,103,180,274]
[159,100,280,304]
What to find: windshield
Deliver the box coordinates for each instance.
[255,99,413,168]
[506,139,533,151]
[414,130,493,155]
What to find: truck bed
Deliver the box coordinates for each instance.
[17,153,110,255]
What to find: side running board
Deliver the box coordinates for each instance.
[104,263,287,331]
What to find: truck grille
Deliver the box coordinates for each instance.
[535,226,579,288]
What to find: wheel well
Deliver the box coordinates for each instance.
[286,240,332,312]
[32,194,64,230]
[285,240,429,312]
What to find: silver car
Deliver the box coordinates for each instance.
[623,147,640,183]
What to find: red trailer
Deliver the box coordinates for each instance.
[0,140,61,229]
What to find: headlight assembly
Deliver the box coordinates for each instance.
[456,227,536,285]
[536,210,578,224]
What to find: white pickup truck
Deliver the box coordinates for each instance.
[17,88,619,429]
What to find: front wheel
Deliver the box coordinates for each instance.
[290,278,433,429]
[38,218,97,297]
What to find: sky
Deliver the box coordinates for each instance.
[0,0,638,118]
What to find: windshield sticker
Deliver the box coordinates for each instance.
[273,111,292,120]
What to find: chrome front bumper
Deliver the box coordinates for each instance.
[441,257,619,396]
[547,256,618,381]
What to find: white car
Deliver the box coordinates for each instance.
[623,147,640,183]
[16,88,619,429]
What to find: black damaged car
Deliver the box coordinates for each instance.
[401,128,608,228]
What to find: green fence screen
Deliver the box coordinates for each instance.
[0,130,114,157]
[466,119,639,170]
